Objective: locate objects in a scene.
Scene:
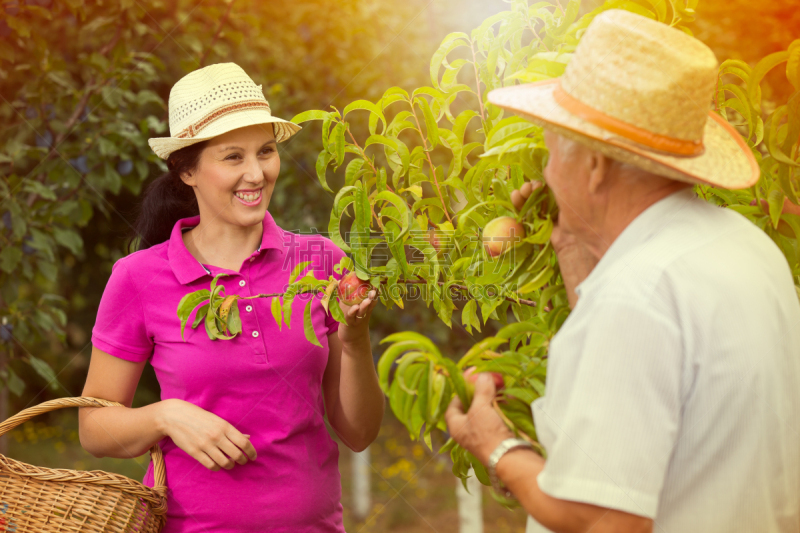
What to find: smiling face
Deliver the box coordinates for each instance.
[180,123,280,228]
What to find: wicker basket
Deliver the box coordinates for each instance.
[0,397,167,532]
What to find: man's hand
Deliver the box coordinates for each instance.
[511,180,544,212]
[445,372,514,465]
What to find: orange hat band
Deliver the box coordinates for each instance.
[552,84,705,157]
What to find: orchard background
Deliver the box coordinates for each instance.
[1,0,799,531]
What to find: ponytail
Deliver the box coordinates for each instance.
[127,141,208,254]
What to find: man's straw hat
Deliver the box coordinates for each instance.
[148,63,301,160]
[487,10,759,190]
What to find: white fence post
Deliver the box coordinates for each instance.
[456,467,483,533]
[352,446,371,520]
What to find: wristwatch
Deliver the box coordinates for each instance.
[487,438,533,499]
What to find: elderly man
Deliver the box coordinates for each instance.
[445,9,800,533]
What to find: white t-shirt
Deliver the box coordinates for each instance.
[526,187,800,533]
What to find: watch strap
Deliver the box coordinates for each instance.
[487,438,533,499]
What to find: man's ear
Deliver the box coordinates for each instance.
[587,151,611,195]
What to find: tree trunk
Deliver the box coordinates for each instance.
[351,446,371,520]
[456,467,483,533]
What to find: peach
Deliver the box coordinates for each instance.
[483,216,526,257]
[338,272,373,306]
[463,366,505,391]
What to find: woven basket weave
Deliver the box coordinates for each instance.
[0,397,167,532]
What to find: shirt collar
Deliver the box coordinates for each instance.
[574,186,697,299]
[168,209,286,285]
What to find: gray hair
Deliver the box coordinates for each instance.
[554,134,650,184]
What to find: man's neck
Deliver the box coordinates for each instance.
[584,181,693,261]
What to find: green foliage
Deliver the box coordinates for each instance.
[708,38,800,278]
[1,0,436,401]
[1,0,168,393]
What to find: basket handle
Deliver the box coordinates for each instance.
[0,397,167,491]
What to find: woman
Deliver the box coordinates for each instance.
[79,63,385,532]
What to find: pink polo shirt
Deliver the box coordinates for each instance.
[91,209,348,532]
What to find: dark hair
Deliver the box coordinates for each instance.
[127,141,209,254]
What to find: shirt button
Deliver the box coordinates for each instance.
[239,280,246,287]
[246,305,253,312]
[249,258,254,262]
[252,331,259,338]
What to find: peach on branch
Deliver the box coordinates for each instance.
[427,228,449,256]
[463,366,505,401]
[338,272,373,306]
[483,216,526,257]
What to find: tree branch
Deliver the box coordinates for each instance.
[198,0,235,67]
[409,101,455,226]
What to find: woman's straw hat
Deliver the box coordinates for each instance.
[487,10,759,190]
[148,63,301,159]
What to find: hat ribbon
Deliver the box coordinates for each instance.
[175,100,271,139]
[552,84,704,156]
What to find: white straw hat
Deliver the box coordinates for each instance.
[148,63,301,159]
[487,9,759,190]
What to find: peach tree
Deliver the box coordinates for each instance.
[178,0,800,495]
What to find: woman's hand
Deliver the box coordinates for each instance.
[337,289,378,346]
[156,399,257,471]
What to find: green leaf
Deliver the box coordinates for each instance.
[227,301,242,335]
[766,106,800,167]
[291,110,329,124]
[502,387,537,405]
[768,187,785,229]
[374,191,413,241]
[377,340,419,393]
[345,158,365,186]
[467,452,491,486]
[52,226,83,255]
[176,289,211,341]
[303,299,322,347]
[271,296,283,330]
[192,303,209,330]
[485,117,537,149]
[430,32,470,89]
[5,367,24,396]
[0,247,23,274]
[289,260,312,284]
[417,360,432,424]
[518,265,553,294]
[364,135,410,177]
[787,40,800,91]
[415,97,440,148]
[342,100,386,130]
[316,150,334,193]
[28,356,60,391]
[21,180,57,201]
[461,299,482,334]
[748,51,789,112]
[331,122,346,168]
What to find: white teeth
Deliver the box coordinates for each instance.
[235,190,261,202]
